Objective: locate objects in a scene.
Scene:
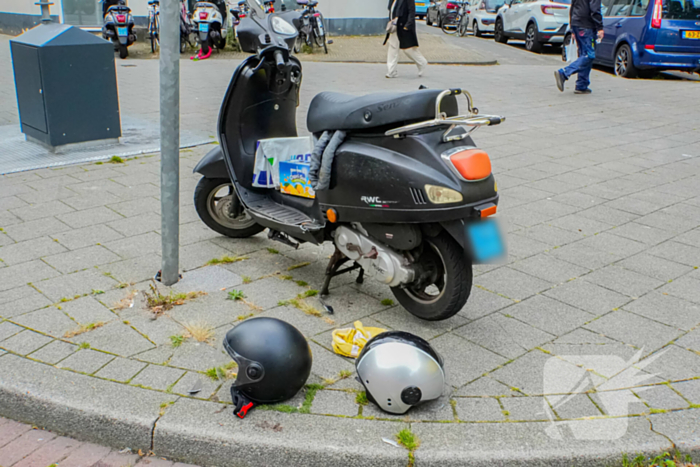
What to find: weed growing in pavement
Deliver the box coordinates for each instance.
[144,282,206,315]
[621,451,697,467]
[396,428,420,466]
[287,262,311,271]
[279,297,334,324]
[280,275,294,281]
[108,156,124,163]
[381,298,394,306]
[205,361,237,381]
[64,322,105,339]
[299,384,324,414]
[92,289,105,295]
[113,290,138,311]
[242,276,252,284]
[267,247,279,254]
[323,369,354,385]
[78,342,90,349]
[206,255,247,266]
[237,313,254,321]
[170,334,186,347]
[227,290,245,301]
[295,280,308,286]
[356,391,368,406]
[183,322,214,343]
[301,289,319,298]
[257,403,297,413]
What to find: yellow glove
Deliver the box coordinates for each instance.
[332,321,387,358]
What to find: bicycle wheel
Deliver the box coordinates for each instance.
[458,17,468,36]
[441,12,459,34]
[314,26,327,53]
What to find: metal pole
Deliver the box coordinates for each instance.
[35,2,53,23]
[160,0,180,285]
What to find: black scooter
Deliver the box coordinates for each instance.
[193,0,506,321]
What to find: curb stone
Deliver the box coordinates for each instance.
[0,354,699,466]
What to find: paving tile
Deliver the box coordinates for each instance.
[546,394,603,419]
[97,253,161,284]
[43,245,122,274]
[0,260,62,293]
[0,428,57,466]
[454,397,504,422]
[58,349,114,374]
[454,376,518,397]
[257,305,339,339]
[634,384,689,411]
[0,236,67,265]
[35,270,118,302]
[13,435,82,467]
[489,350,570,395]
[307,340,355,381]
[107,213,161,237]
[130,364,186,390]
[372,306,466,341]
[94,357,148,383]
[311,390,359,417]
[28,339,77,364]
[585,310,682,351]
[508,294,595,336]
[672,380,700,405]
[107,197,161,217]
[10,200,74,221]
[3,217,73,242]
[169,371,220,399]
[510,254,590,285]
[173,266,242,293]
[51,224,124,250]
[616,253,693,282]
[501,396,549,421]
[57,206,123,229]
[584,266,665,298]
[550,214,614,236]
[70,321,154,357]
[103,232,162,259]
[656,276,700,304]
[548,241,621,270]
[0,330,52,355]
[60,444,125,467]
[458,286,515,321]
[61,296,119,324]
[623,292,700,331]
[637,345,700,382]
[167,340,230,372]
[0,321,24,342]
[648,241,700,268]
[475,267,551,301]
[430,332,507,387]
[13,307,78,338]
[636,211,699,233]
[608,222,677,245]
[675,328,700,353]
[545,278,631,315]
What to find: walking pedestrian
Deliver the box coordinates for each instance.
[385,0,428,78]
[554,0,604,94]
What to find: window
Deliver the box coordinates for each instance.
[608,0,635,16]
[62,0,105,26]
[663,0,700,19]
[630,0,650,15]
[602,0,615,15]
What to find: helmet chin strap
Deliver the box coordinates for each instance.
[231,387,255,419]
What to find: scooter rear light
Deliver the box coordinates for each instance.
[116,14,126,22]
[313,12,320,16]
[447,149,492,181]
[447,2,458,8]
[199,11,209,20]
[651,0,662,28]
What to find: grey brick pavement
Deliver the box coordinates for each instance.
[1,24,700,466]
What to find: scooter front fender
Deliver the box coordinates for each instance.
[199,31,209,42]
[193,146,228,179]
[118,35,128,45]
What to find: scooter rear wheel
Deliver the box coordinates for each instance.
[194,177,265,238]
[391,231,472,321]
[118,44,129,59]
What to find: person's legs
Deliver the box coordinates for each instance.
[387,32,400,77]
[574,29,595,91]
[404,46,428,76]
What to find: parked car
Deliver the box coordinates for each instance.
[494,0,571,52]
[563,0,700,77]
[426,0,465,27]
[466,0,507,35]
[416,0,429,18]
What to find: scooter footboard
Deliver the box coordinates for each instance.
[439,218,506,264]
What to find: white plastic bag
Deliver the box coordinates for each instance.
[252,136,312,188]
[565,33,578,63]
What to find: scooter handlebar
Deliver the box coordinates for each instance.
[274,50,287,72]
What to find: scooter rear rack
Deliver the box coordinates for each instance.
[385,89,506,142]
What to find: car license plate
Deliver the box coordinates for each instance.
[682,30,700,39]
[199,22,209,32]
[466,219,505,263]
[117,26,128,36]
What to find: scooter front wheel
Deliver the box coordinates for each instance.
[194,177,265,238]
[391,232,472,321]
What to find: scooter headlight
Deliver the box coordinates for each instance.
[424,185,463,204]
[271,16,297,35]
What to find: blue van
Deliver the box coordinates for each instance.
[565,0,700,77]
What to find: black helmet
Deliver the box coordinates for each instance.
[224,317,312,418]
[356,331,445,414]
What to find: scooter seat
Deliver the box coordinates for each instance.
[306,89,458,134]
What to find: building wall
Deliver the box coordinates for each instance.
[0,0,388,36]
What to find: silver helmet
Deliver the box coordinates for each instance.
[355,331,445,414]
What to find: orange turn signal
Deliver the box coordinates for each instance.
[449,149,492,181]
[326,208,338,223]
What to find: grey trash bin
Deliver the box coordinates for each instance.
[10,23,121,151]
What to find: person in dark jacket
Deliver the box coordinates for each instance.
[386,0,428,78]
[554,0,604,94]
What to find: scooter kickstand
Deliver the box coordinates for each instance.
[319,248,365,315]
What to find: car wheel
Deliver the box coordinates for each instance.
[525,23,542,53]
[562,32,571,61]
[494,18,507,43]
[426,13,433,25]
[615,43,638,78]
[474,21,482,37]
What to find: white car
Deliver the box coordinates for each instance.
[466,0,506,36]
[494,0,570,52]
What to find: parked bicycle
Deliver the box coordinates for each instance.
[148,0,159,52]
[458,2,470,36]
[293,0,328,54]
[441,1,464,34]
